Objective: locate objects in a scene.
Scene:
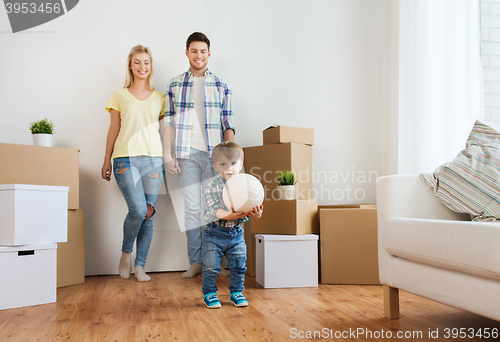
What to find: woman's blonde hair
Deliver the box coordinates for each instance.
[124,45,155,91]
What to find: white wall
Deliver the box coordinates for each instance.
[483,0,500,131]
[0,0,390,275]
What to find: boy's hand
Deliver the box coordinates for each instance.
[217,208,248,221]
[247,204,263,219]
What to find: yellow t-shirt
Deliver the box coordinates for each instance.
[106,88,165,159]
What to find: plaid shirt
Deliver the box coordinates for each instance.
[205,175,249,229]
[165,69,235,159]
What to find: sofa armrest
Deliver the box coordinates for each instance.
[376,174,469,285]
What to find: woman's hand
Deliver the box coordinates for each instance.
[102,109,120,181]
[247,204,263,219]
[101,160,112,181]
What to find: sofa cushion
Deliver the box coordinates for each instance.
[420,120,500,220]
[383,217,500,280]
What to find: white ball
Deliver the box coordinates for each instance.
[223,174,264,212]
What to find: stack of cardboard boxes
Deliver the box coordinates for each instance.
[243,126,318,286]
[242,128,380,286]
[0,143,85,290]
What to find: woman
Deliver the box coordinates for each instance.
[101,45,165,282]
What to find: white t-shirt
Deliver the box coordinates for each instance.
[191,76,208,152]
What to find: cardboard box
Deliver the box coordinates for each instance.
[250,199,318,235]
[0,184,69,246]
[0,243,57,310]
[244,222,256,276]
[319,205,380,284]
[0,143,80,209]
[243,143,312,200]
[263,126,314,146]
[255,234,318,288]
[57,209,85,288]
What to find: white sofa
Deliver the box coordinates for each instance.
[377,175,500,321]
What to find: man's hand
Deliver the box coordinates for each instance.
[164,157,181,174]
[247,204,263,219]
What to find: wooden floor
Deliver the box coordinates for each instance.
[1,273,499,342]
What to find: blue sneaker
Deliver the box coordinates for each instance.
[203,292,221,309]
[230,292,248,307]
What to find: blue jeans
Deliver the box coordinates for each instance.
[202,224,247,295]
[178,149,216,265]
[113,156,164,267]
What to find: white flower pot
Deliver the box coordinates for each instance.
[277,185,296,200]
[32,134,53,147]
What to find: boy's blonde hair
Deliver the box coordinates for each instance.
[212,141,244,164]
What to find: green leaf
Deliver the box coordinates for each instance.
[29,118,55,134]
[276,169,297,185]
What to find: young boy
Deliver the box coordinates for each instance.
[202,141,263,308]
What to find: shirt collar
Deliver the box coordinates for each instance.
[187,69,211,77]
[216,174,226,185]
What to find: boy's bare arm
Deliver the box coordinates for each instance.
[216,208,248,221]
[247,205,263,219]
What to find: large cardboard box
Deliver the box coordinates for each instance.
[243,143,312,200]
[57,209,85,288]
[0,243,57,310]
[250,199,318,235]
[319,205,380,284]
[255,234,318,288]
[0,143,80,209]
[244,222,256,276]
[263,126,314,146]
[0,184,69,246]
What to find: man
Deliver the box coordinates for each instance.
[164,32,235,278]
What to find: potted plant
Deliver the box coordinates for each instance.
[29,118,55,147]
[276,169,297,200]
